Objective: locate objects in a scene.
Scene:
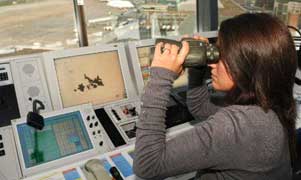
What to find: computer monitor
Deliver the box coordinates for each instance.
[12,104,105,177]
[43,43,137,110]
[127,31,218,95]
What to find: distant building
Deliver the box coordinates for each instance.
[144,0,185,8]
[254,0,275,10]
[274,0,301,29]
[158,0,185,7]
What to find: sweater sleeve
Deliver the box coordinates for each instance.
[133,67,238,179]
[186,68,220,119]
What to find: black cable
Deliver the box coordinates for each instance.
[288,25,301,48]
[288,25,301,36]
[288,25,301,50]
[288,25,301,85]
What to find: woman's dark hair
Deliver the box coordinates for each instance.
[219,13,297,163]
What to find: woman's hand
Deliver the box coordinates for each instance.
[190,34,209,43]
[151,40,189,75]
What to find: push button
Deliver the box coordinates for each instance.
[0,150,5,156]
[112,109,121,121]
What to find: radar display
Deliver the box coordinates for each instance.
[54,51,126,107]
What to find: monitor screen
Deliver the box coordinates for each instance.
[54,51,127,108]
[137,46,154,85]
[137,45,187,88]
[16,111,93,168]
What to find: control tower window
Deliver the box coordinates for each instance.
[85,0,197,43]
[0,0,75,57]
[218,0,301,32]
[0,0,197,57]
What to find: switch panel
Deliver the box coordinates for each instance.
[104,98,141,143]
[0,126,22,180]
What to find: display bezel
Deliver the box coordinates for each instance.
[11,104,98,177]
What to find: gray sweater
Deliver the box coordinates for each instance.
[133,67,292,180]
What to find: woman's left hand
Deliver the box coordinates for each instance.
[151,41,189,75]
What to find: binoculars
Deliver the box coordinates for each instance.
[155,38,220,68]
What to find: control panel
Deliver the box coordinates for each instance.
[0,39,201,180]
[0,63,20,127]
[0,63,13,86]
[10,55,53,116]
[81,105,115,152]
[21,145,136,180]
[21,143,196,180]
[104,98,140,143]
[0,126,22,180]
[11,103,115,177]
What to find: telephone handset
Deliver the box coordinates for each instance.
[83,159,112,180]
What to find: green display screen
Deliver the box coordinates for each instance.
[17,111,93,168]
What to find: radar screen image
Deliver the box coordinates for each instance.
[137,46,187,88]
[54,51,126,107]
[16,111,93,168]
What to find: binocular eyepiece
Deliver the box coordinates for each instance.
[155,38,220,68]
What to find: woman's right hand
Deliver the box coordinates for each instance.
[151,40,189,75]
[150,34,209,75]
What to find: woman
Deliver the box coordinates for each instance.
[133,13,297,180]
